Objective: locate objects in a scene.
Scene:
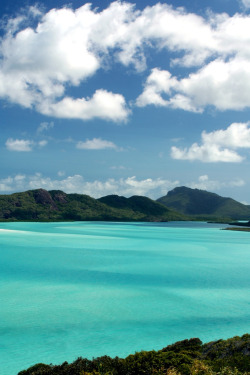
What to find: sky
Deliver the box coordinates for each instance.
[1,0,250,202]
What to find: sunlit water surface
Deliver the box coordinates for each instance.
[0,221,249,374]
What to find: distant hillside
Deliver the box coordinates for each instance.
[98,194,184,221]
[2,187,249,223]
[0,189,185,222]
[157,186,250,221]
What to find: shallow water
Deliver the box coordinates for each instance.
[0,221,249,374]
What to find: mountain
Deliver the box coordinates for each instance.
[2,187,249,222]
[0,189,186,222]
[157,186,250,220]
[98,194,185,221]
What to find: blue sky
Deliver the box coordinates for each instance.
[1,0,250,201]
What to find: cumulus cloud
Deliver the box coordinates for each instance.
[171,122,250,162]
[5,138,47,151]
[5,139,34,152]
[137,59,250,112]
[136,68,179,108]
[171,144,243,163]
[2,2,250,118]
[39,90,129,122]
[202,122,250,148]
[76,138,118,150]
[0,3,130,121]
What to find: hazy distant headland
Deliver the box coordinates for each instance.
[0,186,250,224]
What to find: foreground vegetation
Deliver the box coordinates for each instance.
[18,334,250,375]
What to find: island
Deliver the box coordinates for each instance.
[0,186,250,224]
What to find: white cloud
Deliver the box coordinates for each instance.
[171,144,243,163]
[202,122,250,148]
[37,121,54,133]
[171,122,250,162]
[5,138,47,151]
[0,173,179,198]
[136,68,178,108]
[188,175,245,191]
[137,59,250,112]
[39,90,129,122]
[0,177,15,192]
[0,173,245,199]
[38,140,48,147]
[2,3,250,118]
[76,138,118,150]
[0,5,99,99]
[0,174,26,192]
[57,171,65,177]
[82,176,179,198]
[241,0,250,9]
[0,4,130,121]
[82,176,178,198]
[5,138,34,152]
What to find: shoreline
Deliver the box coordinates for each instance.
[224,227,250,232]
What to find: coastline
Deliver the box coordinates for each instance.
[223,227,250,232]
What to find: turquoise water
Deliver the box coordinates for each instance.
[0,221,249,375]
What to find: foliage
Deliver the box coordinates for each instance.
[202,335,250,372]
[17,335,250,375]
[2,186,250,223]
[0,189,186,222]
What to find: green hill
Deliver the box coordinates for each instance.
[1,187,249,222]
[0,189,185,222]
[98,194,185,221]
[157,186,250,221]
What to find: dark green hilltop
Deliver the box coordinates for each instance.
[1,186,250,222]
[157,186,250,222]
[18,334,250,375]
[0,188,185,222]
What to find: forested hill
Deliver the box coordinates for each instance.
[0,188,185,222]
[1,187,250,222]
[18,334,250,375]
[157,186,250,220]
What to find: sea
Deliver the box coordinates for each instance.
[0,221,249,375]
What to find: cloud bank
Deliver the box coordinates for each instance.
[0,173,178,198]
[0,173,245,199]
